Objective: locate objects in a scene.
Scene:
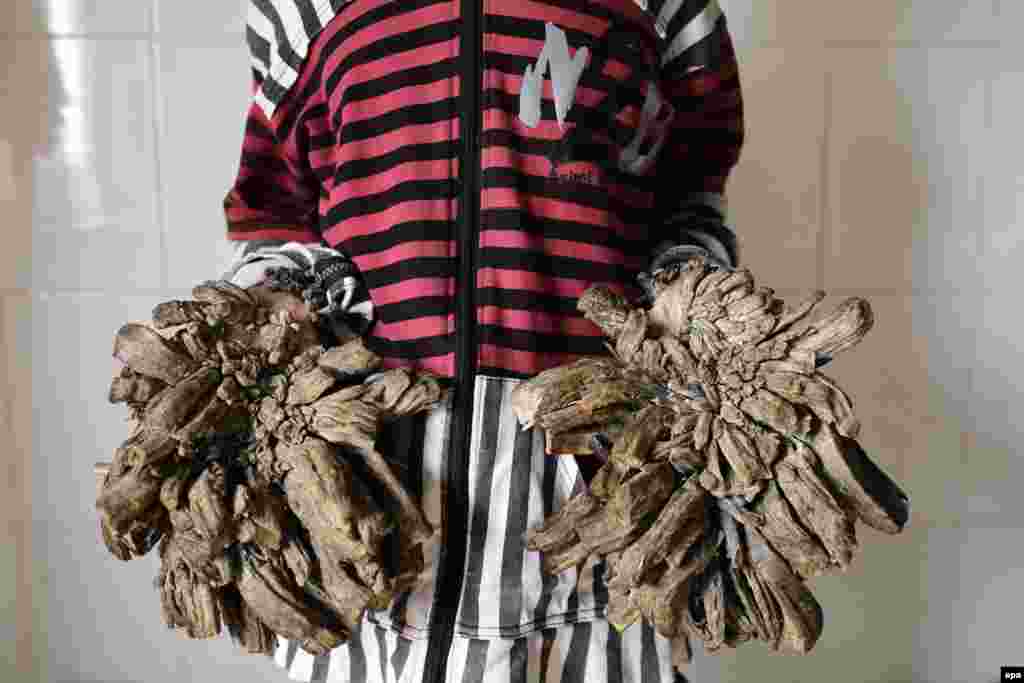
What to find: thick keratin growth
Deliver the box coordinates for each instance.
[97,280,445,657]
[511,254,910,676]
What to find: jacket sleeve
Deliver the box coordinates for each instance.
[648,0,745,272]
[217,50,374,338]
[223,70,325,249]
[219,74,324,283]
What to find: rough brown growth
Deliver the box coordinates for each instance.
[96,279,446,657]
[511,255,910,677]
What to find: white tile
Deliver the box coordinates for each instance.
[29,37,163,291]
[996,0,1024,44]
[958,290,1024,523]
[924,526,1024,683]
[2,293,43,682]
[667,0,997,48]
[985,49,1024,291]
[987,79,1023,257]
[717,0,754,49]
[154,0,247,38]
[688,524,940,682]
[28,293,157,533]
[828,0,997,43]
[157,42,256,288]
[728,45,824,291]
[30,0,152,34]
[825,47,989,295]
[970,51,1024,522]
[21,292,286,683]
[808,293,973,528]
[699,525,1024,682]
[731,0,997,46]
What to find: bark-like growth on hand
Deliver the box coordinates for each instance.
[97,280,445,657]
[511,255,909,675]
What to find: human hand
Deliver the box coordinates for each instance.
[245,285,315,323]
[636,244,734,308]
[221,241,377,349]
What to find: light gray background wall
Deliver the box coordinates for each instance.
[2,1,1020,682]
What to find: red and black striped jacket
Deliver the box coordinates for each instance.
[224,0,744,381]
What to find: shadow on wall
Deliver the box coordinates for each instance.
[0,2,64,171]
[708,7,1003,683]
[0,4,61,683]
[1,1,70,284]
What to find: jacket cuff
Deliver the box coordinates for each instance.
[649,242,726,274]
[220,240,375,341]
[649,227,738,277]
[649,193,739,273]
[219,239,290,280]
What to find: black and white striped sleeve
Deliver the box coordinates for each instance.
[247,0,348,119]
[640,0,743,277]
[220,240,376,341]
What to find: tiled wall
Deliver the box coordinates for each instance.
[2,1,1021,682]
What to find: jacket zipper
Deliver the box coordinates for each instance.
[421,0,482,682]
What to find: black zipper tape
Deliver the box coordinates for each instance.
[421,1,482,681]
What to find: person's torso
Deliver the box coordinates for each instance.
[253,0,682,380]
[367,375,603,641]
[246,1,706,661]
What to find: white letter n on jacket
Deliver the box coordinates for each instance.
[518,22,590,130]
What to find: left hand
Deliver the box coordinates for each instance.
[636,246,734,307]
[246,285,315,323]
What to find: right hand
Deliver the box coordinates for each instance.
[245,285,315,323]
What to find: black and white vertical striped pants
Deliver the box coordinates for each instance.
[272,375,685,683]
[273,615,681,682]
